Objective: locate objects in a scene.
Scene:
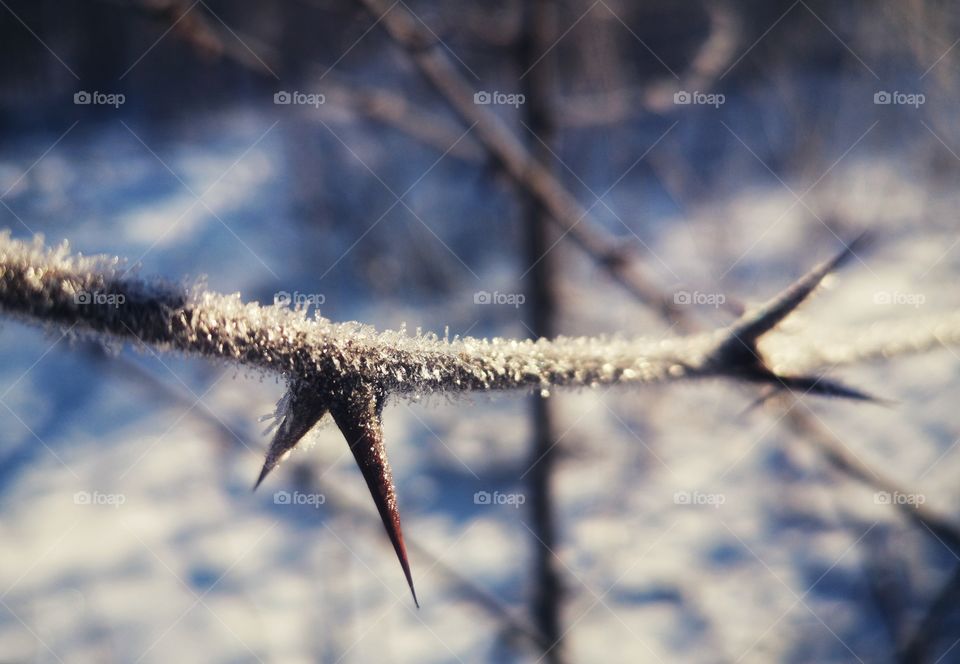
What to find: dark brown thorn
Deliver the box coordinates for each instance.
[769,373,892,405]
[707,235,881,404]
[728,232,871,346]
[253,381,328,490]
[329,383,419,608]
[739,373,894,422]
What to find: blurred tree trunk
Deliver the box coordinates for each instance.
[519,0,564,661]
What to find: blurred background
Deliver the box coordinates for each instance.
[1,0,960,662]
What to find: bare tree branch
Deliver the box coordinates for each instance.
[557,1,741,127]
[354,0,703,328]
[318,77,485,162]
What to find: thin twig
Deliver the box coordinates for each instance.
[103,0,279,76]
[354,0,699,329]
[900,564,960,663]
[318,77,484,162]
[557,1,741,127]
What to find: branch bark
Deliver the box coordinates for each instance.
[2,233,955,399]
[4,233,933,402]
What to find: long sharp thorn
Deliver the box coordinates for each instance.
[729,232,870,345]
[330,384,419,608]
[710,235,882,405]
[774,374,892,405]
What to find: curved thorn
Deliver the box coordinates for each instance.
[330,383,419,608]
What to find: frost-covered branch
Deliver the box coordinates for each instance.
[0,234,740,396]
[3,231,960,605]
[4,232,935,395]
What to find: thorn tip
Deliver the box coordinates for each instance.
[330,382,420,607]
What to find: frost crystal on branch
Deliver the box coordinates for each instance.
[255,380,329,489]
[2,230,959,604]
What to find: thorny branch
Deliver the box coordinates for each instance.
[2,231,960,603]
[10,0,957,651]
[90,344,553,649]
[345,0,960,634]
[0,233,907,403]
